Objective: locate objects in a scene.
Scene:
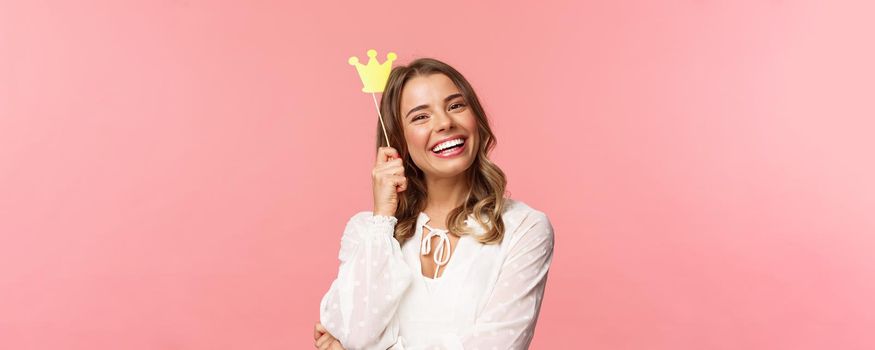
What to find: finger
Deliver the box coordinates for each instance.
[376,147,400,164]
[315,322,327,333]
[313,322,325,340]
[393,175,408,192]
[379,158,403,169]
[374,164,404,179]
[373,160,403,174]
[320,335,338,350]
[384,164,405,177]
[315,332,332,348]
[328,339,346,350]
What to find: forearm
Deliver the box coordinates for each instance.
[320,214,413,349]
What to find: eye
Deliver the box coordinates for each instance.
[412,114,428,121]
[449,103,466,110]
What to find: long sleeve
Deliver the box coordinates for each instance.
[462,211,554,349]
[319,211,414,350]
[414,211,555,350]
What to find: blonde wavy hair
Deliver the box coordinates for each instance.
[376,57,507,245]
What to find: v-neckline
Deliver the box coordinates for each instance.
[416,212,462,281]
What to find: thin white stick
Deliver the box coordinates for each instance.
[372,92,390,147]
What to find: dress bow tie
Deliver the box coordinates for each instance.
[420,224,452,279]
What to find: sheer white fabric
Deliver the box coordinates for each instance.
[319,198,555,350]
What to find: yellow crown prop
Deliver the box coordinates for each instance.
[348,49,397,93]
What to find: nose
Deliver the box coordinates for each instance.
[433,110,454,132]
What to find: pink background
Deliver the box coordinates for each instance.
[1,0,874,349]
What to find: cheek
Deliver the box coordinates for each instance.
[461,114,479,142]
[405,128,430,151]
[459,111,478,129]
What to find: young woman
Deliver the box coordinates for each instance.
[314,58,555,350]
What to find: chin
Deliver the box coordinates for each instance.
[430,160,475,178]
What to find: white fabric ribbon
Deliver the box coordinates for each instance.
[420,224,452,279]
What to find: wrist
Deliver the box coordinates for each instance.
[373,209,395,217]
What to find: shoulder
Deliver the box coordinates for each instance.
[500,198,554,247]
[348,210,375,224]
[501,197,553,231]
[339,211,376,237]
[339,211,370,228]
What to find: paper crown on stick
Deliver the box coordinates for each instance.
[348,49,397,93]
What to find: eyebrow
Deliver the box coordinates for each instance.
[405,93,465,119]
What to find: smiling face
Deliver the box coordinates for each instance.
[399,73,479,181]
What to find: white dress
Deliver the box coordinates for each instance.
[319,198,555,350]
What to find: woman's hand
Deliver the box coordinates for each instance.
[313,322,346,350]
[372,147,408,217]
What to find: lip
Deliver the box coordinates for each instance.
[431,141,466,159]
[429,135,467,152]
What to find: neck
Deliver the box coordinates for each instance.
[424,172,470,214]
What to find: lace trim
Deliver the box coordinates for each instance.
[369,214,398,226]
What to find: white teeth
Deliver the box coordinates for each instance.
[432,138,465,152]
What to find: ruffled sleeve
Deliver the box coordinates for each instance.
[319,211,414,349]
